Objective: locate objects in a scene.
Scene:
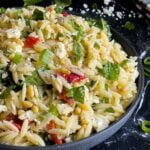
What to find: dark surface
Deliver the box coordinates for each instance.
[0,0,149,150]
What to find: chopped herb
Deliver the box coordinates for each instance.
[96,67,103,74]
[103,97,109,103]
[86,18,96,27]
[16,9,22,18]
[96,18,112,38]
[73,43,84,62]
[12,53,23,64]
[71,19,85,62]
[32,8,44,20]
[23,0,42,6]
[143,57,150,77]
[120,60,128,67]
[102,62,120,80]
[39,105,59,121]
[105,107,115,113]
[123,21,135,30]
[144,57,150,65]
[25,70,44,85]
[92,3,98,10]
[71,19,85,42]
[0,7,6,15]
[21,31,30,38]
[0,88,11,99]
[105,83,108,91]
[38,49,51,67]
[55,0,72,13]
[141,120,150,133]
[67,86,85,103]
[49,105,59,117]
[94,42,100,49]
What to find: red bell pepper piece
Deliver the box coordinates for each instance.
[25,36,40,48]
[59,92,74,106]
[62,11,68,17]
[47,121,63,145]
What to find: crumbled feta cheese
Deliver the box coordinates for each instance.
[104,0,112,5]
[83,3,88,9]
[86,8,90,12]
[56,43,66,59]
[68,7,73,11]
[81,10,86,14]
[116,11,123,19]
[19,110,35,121]
[6,29,21,39]
[92,9,96,13]
[57,104,73,115]
[0,105,7,112]
[103,6,114,16]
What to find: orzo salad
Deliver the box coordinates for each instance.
[0,4,139,146]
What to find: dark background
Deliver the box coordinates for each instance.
[0,0,149,149]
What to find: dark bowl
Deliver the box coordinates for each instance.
[0,1,144,149]
[0,29,144,150]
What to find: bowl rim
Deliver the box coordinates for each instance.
[0,29,144,150]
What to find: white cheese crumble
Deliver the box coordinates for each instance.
[68,7,73,11]
[6,29,21,39]
[83,3,88,9]
[104,0,112,5]
[0,105,7,112]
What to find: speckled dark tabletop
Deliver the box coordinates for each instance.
[0,0,149,149]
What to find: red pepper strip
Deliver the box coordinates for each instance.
[25,36,40,48]
[58,73,86,84]
[51,134,63,144]
[47,121,63,145]
[67,73,86,83]
[62,11,68,17]
[59,92,74,106]
[13,122,22,131]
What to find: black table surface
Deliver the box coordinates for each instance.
[0,0,150,150]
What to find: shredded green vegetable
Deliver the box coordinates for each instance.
[143,56,150,77]
[141,120,150,133]
[123,21,135,30]
[12,53,23,64]
[67,86,85,103]
[105,107,115,113]
[23,0,42,6]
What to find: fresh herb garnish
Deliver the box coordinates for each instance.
[55,0,72,13]
[141,120,150,133]
[123,21,135,30]
[71,19,85,62]
[37,49,51,67]
[97,18,111,38]
[23,0,42,6]
[73,43,84,62]
[0,88,11,99]
[12,53,23,64]
[120,59,128,67]
[32,8,44,20]
[94,42,100,49]
[105,83,108,91]
[92,3,98,10]
[86,18,96,27]
[102,62,120,80]
[0,7,6,15]
[25,70,44,85]
[103,97,109,103]
[105,107,115,113]
[67,86,85,103]
[143,56,150,77]
[49,105,59,117]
